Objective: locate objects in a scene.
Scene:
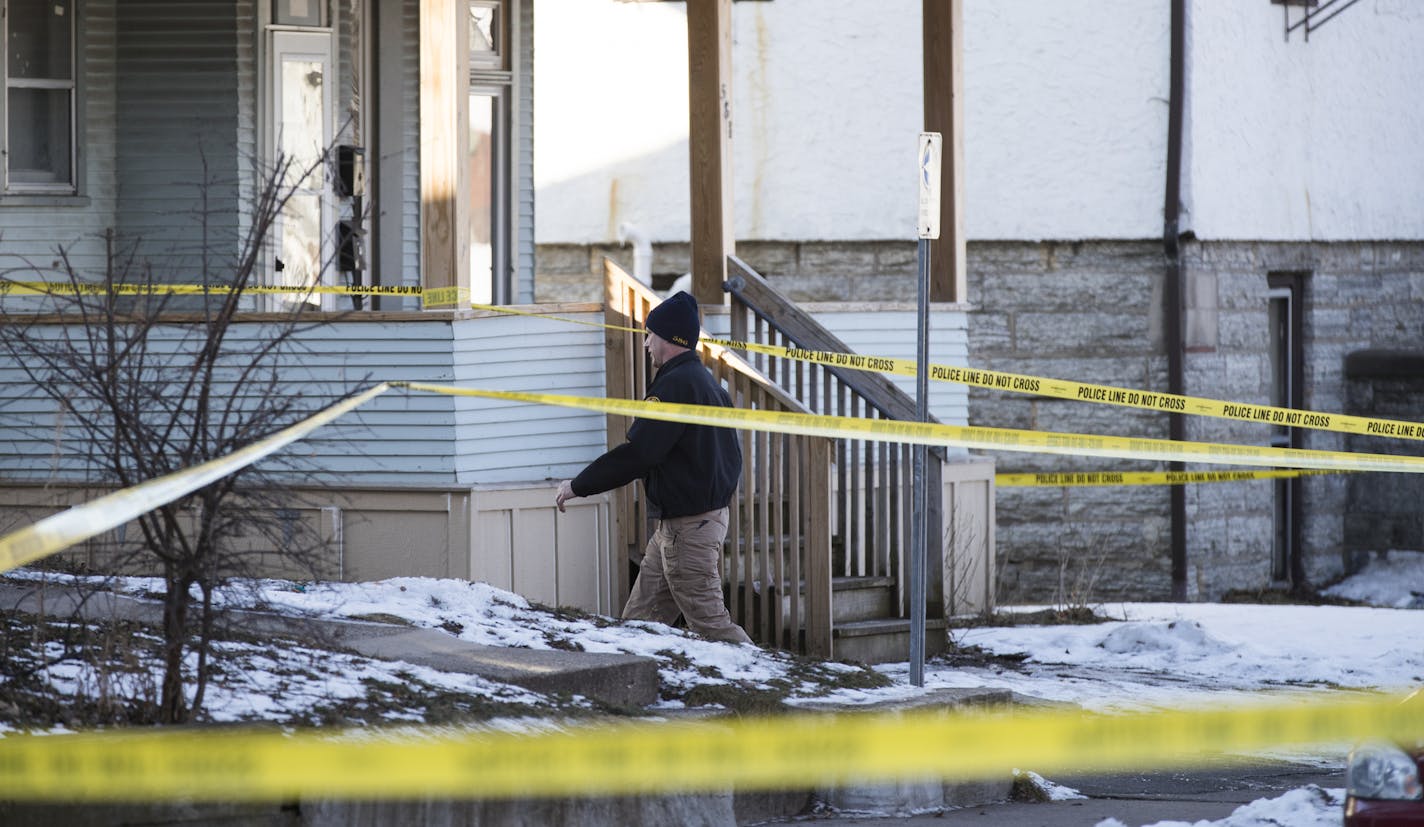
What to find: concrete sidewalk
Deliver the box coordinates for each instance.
[0,582,660,709]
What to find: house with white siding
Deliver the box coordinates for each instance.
[3,0,1418,660]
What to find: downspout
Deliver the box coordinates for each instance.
[617,222,654,287]
[1164,0,1188,601]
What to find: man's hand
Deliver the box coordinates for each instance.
[555,479,577,513]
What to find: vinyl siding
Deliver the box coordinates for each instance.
[0,312,611,490]
[515,0,535,303]
[449,310,607,484]
[401,0,422,301]
[235,0,257,256]
[0,308,973,492]
[0,319,459,487]
[809,306,972,429]
[114,1,243,281]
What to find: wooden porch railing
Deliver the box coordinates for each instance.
[603,260,835,655]
[723,255,946,622]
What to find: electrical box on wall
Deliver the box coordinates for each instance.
[336,145,365,199]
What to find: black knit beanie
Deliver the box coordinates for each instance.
[645,291,700,349]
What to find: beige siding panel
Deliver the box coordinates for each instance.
[941,458,996,617]
[341,501,453,581]
[555,501,606,613]
[470,485,613,614]
[470,509,514,588]
[511,505,558,606]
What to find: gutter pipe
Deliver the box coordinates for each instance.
[1164,0,1188,601]
[617,222,654,287]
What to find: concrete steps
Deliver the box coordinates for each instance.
[830,574,948,665]
[832,615,949,665]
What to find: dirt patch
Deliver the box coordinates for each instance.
[960,606,1113,628]
[1220,588,1366,607]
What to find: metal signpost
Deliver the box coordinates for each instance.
[911,132,942,687]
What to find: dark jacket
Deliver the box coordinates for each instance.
[571,350,742,518]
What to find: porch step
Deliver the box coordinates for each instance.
[831,575,896,624]
[832,617,948,665]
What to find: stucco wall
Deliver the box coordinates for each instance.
[1186,1,1424,241]
[533,0,1423,247]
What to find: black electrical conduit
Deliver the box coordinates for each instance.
[1164,0,1188,601]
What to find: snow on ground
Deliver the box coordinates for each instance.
[9,565,1422,718]
[1097,784,1345,827]
[5,554,1420,825]
[916,601,1424,712]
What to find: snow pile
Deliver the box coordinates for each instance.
[943,602,1424,711]
[1098,620,1228,660]
[1014,768,1086,801]
[1095,784,1344,827]
[1324,552,1424,609]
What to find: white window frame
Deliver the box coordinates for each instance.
[265,28,337,311]
[469,0,512,304]
[1,0,79,196]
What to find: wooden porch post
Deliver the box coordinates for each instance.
[420,0,471,309]
[686,0,734,305]
[923,0,966,302]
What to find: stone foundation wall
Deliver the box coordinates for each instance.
[1343,350,1424,566]
[535,239,1424,603]
[968,241,1176,603]
[535,240,924,303]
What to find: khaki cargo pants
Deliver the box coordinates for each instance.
[622,507,753,645]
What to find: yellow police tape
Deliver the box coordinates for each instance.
[396,382,1424,475]
[0,690,1417,801]
[705,336,1424,443]
[0,280,426,297]
[13,277,1424,443]
[996,468,1340,488]
[0,384,390,575]
[0,380,1414,578]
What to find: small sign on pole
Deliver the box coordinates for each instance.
[917,132,943,240]
[910,132,940,687]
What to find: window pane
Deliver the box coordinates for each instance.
[469,93,495,304]
[280,58,325,188]
[469,6,498,55]
[280,192,323,291]
[273,0,324,27]
[6,87,71,185]
[7,0,72,80]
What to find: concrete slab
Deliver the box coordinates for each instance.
[0,583,659,709]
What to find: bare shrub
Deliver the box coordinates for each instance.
[0,149,367,723]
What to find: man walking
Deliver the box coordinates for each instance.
[555,292,752,645]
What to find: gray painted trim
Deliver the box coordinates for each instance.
[516,0,535,303]
[374,0,410,310]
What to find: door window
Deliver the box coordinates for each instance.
[270,32,334,309]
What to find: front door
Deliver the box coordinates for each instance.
[269,31,334,310]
